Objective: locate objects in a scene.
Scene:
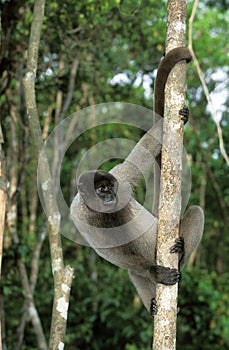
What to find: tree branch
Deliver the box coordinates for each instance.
[17,257,48,350]
[59,56,79,120]
[5,85,48,349]
[153,1,188,348]
[14,227,47,350]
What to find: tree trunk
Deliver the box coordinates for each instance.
[153,1,188,349]
[23,1,74,348]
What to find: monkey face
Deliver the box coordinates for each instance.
[94,178,118,205]
[77,170,120,213]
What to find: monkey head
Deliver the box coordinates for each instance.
[77,170,132,213]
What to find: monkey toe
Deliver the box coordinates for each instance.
[179,106,189,124]
[150,298,158,316]
[153,266,181,285]
[168,269,181,284]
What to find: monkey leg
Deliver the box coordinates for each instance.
[128,270,156,313]
[128,268,179,315]
[179,205,204,267]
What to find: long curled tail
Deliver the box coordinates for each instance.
[154,47,192,119]
[152,47,192,217]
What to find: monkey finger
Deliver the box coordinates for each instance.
[170,237,184,254]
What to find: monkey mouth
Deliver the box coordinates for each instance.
[103,197,117,205]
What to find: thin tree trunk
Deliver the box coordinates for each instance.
[153,1,188,349]
[23,1,74,348]
[14,227,47,350]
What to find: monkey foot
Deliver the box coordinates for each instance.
[151,265,181,285]
[179,106,189,124]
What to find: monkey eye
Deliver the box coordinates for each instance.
[95,180,115,194]
[98,184,109,192]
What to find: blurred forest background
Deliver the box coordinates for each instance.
[0,0,229,349]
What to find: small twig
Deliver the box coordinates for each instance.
[59,56,79,120]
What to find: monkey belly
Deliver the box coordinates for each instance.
[71,194,158,269]
[95,226,158,270]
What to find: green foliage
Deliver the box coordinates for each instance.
[177,269,229,349]
[61,246,153,349]
[1,0,229,349]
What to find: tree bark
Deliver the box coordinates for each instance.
[23,0,74,349]
[153,1,188,349]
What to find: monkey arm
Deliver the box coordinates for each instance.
[111,120,163,184]
[111,48,192,185]
[111,107,188,185]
